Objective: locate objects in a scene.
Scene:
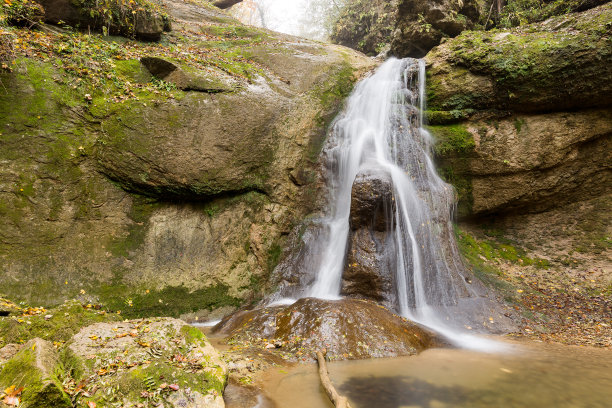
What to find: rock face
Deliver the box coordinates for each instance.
[349,168,394,232]
[66,318,227,408]
[342,169,396,304]
[391,0,481,57]
[331,0,481,57]
[215,298,440,361]
[331,0,398,56]
[426,4,612,217]
[0,338,72,408]
[36,0,167,40]
[0,0,375,316]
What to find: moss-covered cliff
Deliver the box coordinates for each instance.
[0,0,375,318]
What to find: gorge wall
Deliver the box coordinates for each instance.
[0,0,375,317]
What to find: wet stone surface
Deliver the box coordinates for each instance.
[214,298,441,362]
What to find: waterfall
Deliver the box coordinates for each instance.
[271,58,511,352]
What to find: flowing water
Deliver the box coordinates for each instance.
[256,341,612,408]
[271,58,511,350]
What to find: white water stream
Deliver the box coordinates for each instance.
[274,58,510,352]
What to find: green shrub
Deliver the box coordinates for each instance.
[2,0,44,28]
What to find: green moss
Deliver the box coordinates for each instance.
[180,325,204,344]
[425,109,473,125]
[310,61,357,161]
[428,124,475,156]
[0,345,72,407]
[456,228,517,303]
[267,243,282,273]
[97,284,242,319]
[0,301,118,348]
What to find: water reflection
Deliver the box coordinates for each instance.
[340,377,466,408]
[259,341,612,408]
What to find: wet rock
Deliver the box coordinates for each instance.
[0,338,72,407]
[67,318,227,408]
[344,168,397,304]
[342,229,396,305]
[350,168,395,232]
[215,298,441,361]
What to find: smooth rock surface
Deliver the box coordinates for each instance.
[215,298,441,361]
[342,229,396,304]
[349,168,395,232]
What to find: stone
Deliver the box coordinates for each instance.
[0,0,375,315]
[140,56,233,92]
[215,298,441,361]
[67,318,227,408]
[331,0,481,57]
[0,338,72,408]
[36,0,166,40]
[342,229,396,305]
[0,298,20,317]
[0,344,21,364]
[213,0,244,8]
[425,4,612,217]
[349,168,395,232]
[425,4,612,114]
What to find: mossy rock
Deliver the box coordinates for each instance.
[425,3,612,114]
[0,300,119,349]
[0,338,72,408]
[65,318,227,407]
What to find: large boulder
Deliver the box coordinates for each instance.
[66,318,227,408]
[342,168,397,304]
[426,3,612,217]
[342,229,396,304]
[331,0,481,57]
[391,0,481,57]
[0,338,72,408]
[349,168,395,231]
[214,298,440,361]
[36,0,167,40]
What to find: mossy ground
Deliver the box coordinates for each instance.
[0,300,119,348]
[457,226,611,347]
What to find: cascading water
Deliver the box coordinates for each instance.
[271,58,513,351]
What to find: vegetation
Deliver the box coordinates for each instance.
[73,0,170,37]
[0,300,119,348]
[491,0,607,28]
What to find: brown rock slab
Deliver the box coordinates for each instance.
[215,298,442,361]
[342,229,396,304]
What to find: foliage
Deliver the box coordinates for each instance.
[1,0,44,28]
[75,0,170,38]
[0,300,118,348]
[490,0,607,28]
[330,0,395,55]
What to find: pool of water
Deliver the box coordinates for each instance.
[257,340,612,408]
